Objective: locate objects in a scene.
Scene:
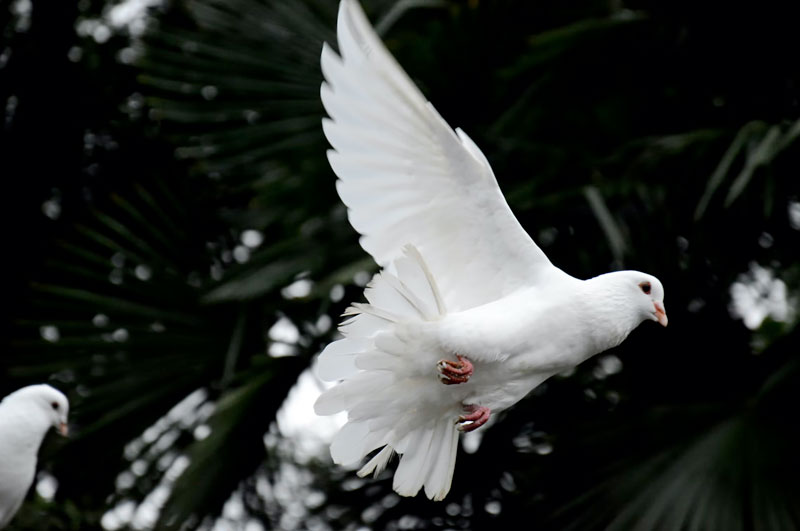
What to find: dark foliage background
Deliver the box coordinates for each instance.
[3,0,799,529]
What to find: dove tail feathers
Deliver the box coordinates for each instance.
[314,245,459,500]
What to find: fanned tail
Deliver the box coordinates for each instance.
[314,245,459,500]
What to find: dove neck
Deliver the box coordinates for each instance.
[0,401,52,456]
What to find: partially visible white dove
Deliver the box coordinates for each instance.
[314,0,668,501]
[0,384,69,528]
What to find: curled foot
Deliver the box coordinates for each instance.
[457,404,491,432]
[437,354,473,385]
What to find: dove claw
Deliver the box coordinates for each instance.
[437,354,474,385]
[457,404,491,432]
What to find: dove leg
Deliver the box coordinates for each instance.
[437,354,474,385]
[457,404,491,432]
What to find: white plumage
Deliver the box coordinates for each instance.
[315,0,668,501]
[0,384,69,529]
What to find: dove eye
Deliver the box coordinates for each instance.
[639,282,651,295]
[51,401,59,410]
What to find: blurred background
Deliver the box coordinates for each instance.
[3,0,800,529]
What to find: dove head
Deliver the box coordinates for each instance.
[612,271,667,327]
[588,270,667,330]
[6,384,70,437]
[634,272,666,327]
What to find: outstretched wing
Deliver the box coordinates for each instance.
[322,0,559,311]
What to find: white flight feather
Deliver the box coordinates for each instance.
[315,245,460,499]
[322,0,556,314]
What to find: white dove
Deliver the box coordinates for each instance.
[314,0,667,501]
[0,384,69,529]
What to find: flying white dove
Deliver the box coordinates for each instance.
[314,0,667,501]
[0,384,69,529]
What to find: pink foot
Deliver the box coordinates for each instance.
[457,404,491,432]
[437,355,473,385]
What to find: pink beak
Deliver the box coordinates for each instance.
[58,422,69,437]
[654,301,668,327]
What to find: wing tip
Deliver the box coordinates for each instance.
[325,148,339,167]
[320,40,337,64]
[337,0,381,64]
